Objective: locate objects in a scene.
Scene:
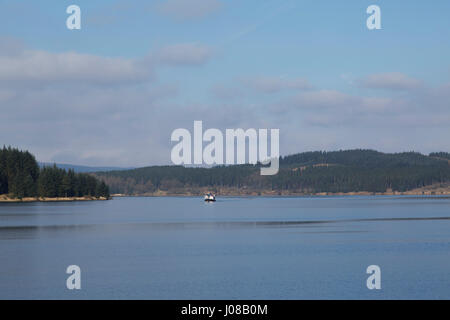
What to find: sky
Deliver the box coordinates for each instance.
[1,0,450,166]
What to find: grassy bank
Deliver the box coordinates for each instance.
[0,195,109,203]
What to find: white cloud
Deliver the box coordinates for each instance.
[157,0,223,21]
[0,50,153,85]
[359,72,423,90]
[0,38,215,166]
[242,76,312,93]
[0,36,25,57]
[290,90,355,109]
[0,40,214,86]
[157,43,213,66]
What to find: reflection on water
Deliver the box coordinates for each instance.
[1,196,450,299]
[2,215,450,232]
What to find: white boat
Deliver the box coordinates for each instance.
[204,193,216,202]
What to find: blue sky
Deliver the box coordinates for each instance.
[1,0,450,166]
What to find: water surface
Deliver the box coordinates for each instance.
[1,196,449,299]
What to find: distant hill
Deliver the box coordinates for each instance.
[93,149,450,196]
[39,162,133,173]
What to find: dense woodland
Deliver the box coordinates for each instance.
[3,147,448,197]
[94,149,450,195]
[430,152,450,160]
[0,147,109,199]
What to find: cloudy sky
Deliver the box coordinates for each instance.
[1,0,450,166]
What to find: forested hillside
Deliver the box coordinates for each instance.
[0,146,109,199]
[94,150,450,195]
[429,152,450,161]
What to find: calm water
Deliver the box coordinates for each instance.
[0,196,449,299]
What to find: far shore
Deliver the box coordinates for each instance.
[0,195,109,203]
[111,188,450,198]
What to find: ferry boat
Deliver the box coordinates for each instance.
[204,193,216,202]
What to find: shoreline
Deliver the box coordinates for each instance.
[111,190,450,198]
[109,182,450,198]
[0,196,109,203]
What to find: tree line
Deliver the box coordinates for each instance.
[94,149,450,195]
[429,152,450,161]
[0,146,109,199]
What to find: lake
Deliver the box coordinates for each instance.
[0,196,449,299]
